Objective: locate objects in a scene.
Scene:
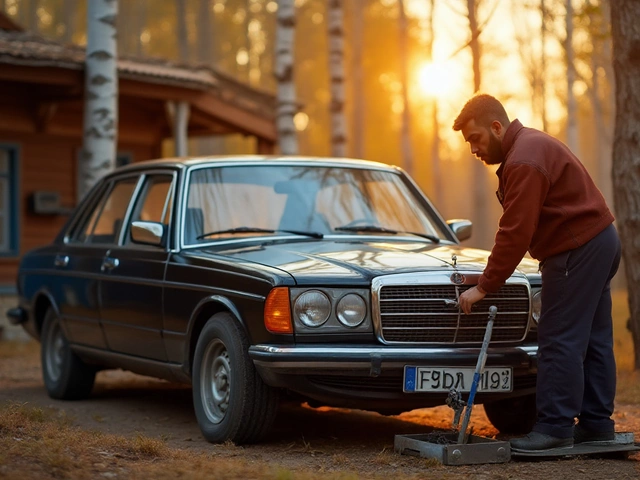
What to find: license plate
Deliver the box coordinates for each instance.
[403,366,513,393]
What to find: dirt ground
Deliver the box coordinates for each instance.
[1,340,639,479]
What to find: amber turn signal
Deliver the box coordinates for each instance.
[264,287,293,333]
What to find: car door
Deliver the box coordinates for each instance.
[56,176,139,348]
[99,172,175,361]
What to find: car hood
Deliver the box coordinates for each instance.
[209,239,540,285]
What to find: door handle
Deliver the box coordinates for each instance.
[101,257,120,272]
[54,255,69,267]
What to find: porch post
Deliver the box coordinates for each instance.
[174,101,190,157]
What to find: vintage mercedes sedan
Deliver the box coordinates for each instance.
[8,156,540,444]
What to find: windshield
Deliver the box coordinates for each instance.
[183,164,449,245]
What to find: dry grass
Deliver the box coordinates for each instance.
[0,402,382,480]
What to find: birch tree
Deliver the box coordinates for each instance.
[540,0,549,131]
[350,0,365,159]
[426,0,442,206]
[327,0,347,157]
[79,0,118,199]
[610,0,640,369]
[564,0,579,153]
[578,0,614,207]
[512,0,548,131]
[466,0,489,249]
[61,0,78,44]
[398,0,413,174]
[197,0,213,65]
[176,0,189,62]
[274,0,298,155]
[134,0,147,57]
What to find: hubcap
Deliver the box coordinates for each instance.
[45,320,65,382]
[200,338,231,424]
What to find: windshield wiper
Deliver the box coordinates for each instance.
[196,226,323,240]
[334,225,440,243]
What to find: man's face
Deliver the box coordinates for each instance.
[461,119,504,165]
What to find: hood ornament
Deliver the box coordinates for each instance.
[450,254,465,284]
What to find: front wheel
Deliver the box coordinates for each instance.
[192,312,279,444]
[483,394,537,434]
[41,308,96,400]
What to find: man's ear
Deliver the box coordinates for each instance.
[490,120,503,138]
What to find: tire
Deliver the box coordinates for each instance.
[41,308,96,400]
[483,394,537,434]
[192,312,279,444]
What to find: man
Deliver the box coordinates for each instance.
[452,94,621,452]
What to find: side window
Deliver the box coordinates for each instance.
[126,175,174,245]
[75,178,138,245]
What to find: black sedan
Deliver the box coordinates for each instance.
[8,156,540,444]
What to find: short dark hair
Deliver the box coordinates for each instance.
[452,94,510,131]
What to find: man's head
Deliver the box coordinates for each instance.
[453,94,510,165]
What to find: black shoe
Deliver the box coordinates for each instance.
[510,431,573,452]
[574,424,615,444]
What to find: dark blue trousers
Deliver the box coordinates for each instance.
[532,223,621,439]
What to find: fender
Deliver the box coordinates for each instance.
[181,295,247,376]
[30,288,60,338]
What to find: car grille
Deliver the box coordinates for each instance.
[378,284,530,344]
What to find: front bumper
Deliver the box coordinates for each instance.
[249,344,538,410]
[6,307,27,325]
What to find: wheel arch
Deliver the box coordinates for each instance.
[183,295,247,378]
[32,290,59,338]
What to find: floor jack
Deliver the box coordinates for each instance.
[394,306,640,465]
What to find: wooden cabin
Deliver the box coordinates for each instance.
[0,13,277,338]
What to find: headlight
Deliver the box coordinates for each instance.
[294,290,331,327]
[532,290,542,323]
[336,294,366,327]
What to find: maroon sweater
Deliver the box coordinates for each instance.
[478,119,614,294]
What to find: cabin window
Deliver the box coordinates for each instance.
[0,146,18,256]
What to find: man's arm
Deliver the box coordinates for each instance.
[459,162,549,314]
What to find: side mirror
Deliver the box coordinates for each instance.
[131,221,165,246]
[446,219,472,242]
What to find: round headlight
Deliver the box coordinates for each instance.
[532,290,542,323]
[336,294,366,327]
[294,290,331,327]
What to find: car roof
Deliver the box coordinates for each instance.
[110,155,402,176]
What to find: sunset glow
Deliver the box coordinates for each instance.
[416,61,460,99]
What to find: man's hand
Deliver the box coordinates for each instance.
[459,286,487,314]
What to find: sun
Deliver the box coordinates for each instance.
[416,61,459,99]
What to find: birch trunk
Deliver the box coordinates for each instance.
[398,0,413,174]
[467,0,489,249]
[327,0,347,157]
[197,0,214,65]
[79,0,118,199]
[540,0,548,131]
[564,0,579,154]
[134,0,147,57]
[350,0,365,158]
[610,0,640,369]
[274,0,298,155]
[61,0,77,44]
[427,0,442,206]
[176,0,189,62]
[27,0,39,32]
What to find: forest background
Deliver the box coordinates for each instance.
[0,0,615,257]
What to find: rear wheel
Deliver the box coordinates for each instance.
[41,308,96,400]
[483,394,537,434]
[192,312,279,444]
